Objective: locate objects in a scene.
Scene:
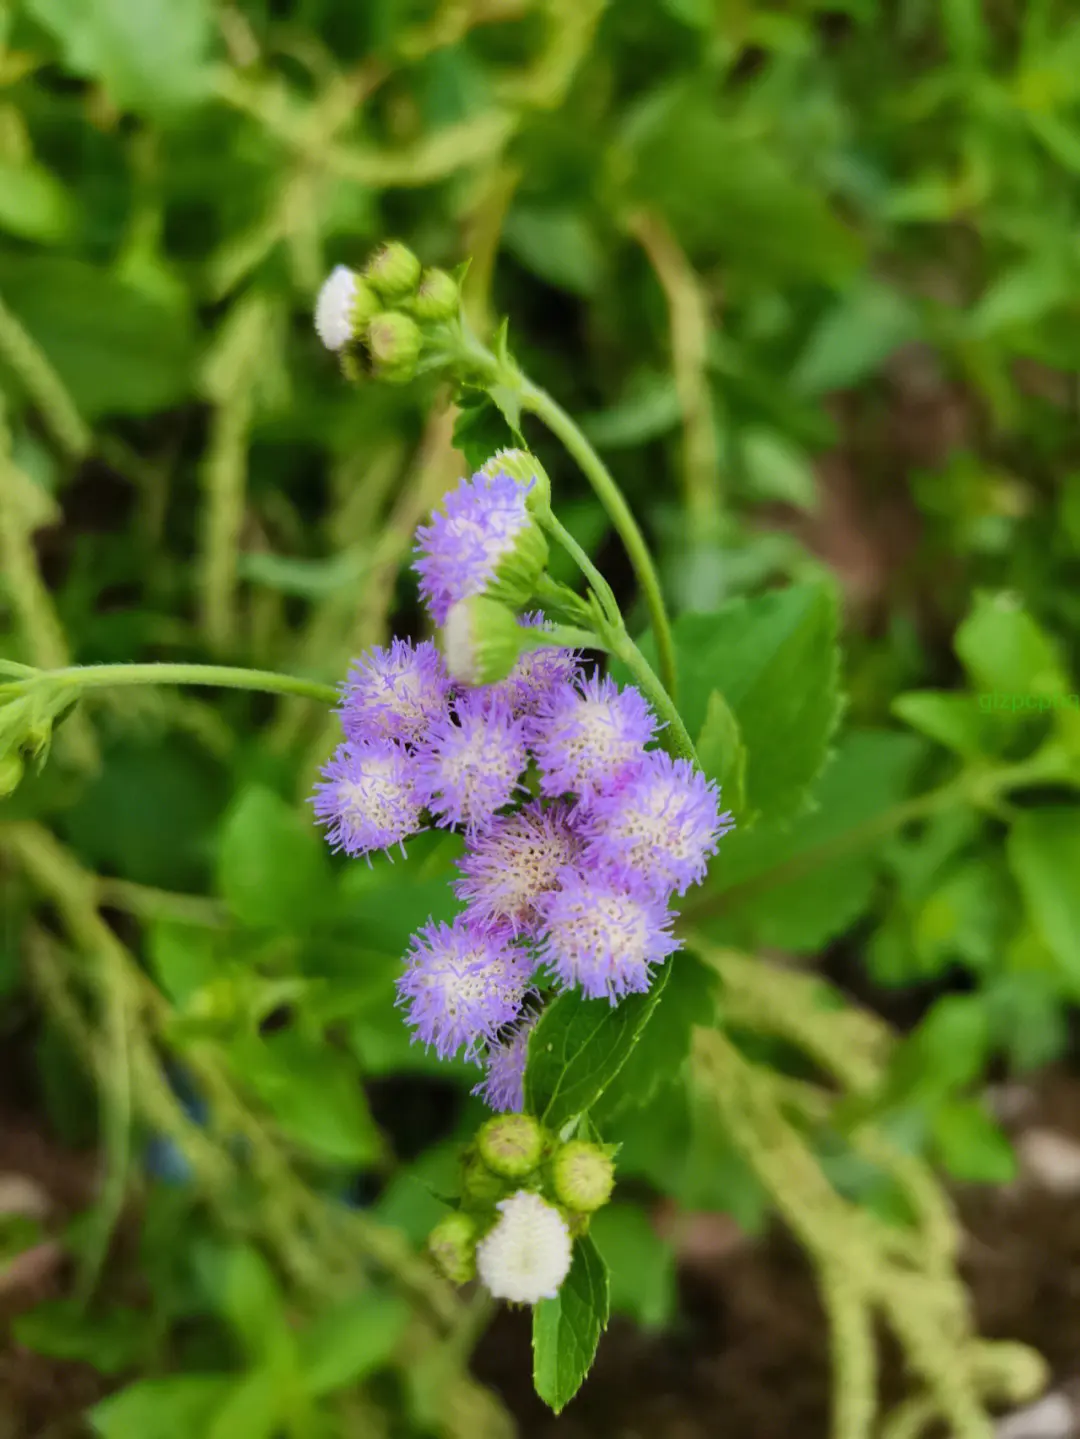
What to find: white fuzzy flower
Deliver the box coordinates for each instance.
[475,1190,573,1304]
[442,600,479,684]
[314,265,358,351]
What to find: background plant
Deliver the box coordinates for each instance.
[2,1,1080,1437]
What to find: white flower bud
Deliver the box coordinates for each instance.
[475,1190,572,1305]
[442,596,526,686]
[314,266,379,351]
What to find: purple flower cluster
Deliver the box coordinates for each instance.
[312,464,735,1113]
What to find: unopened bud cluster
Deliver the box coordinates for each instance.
[313,241,460,384]
[427,1114,617,1304]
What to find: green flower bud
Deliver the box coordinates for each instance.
[442,596,528,686]
[364,241,422,301]
[461,1154,507,1207]
[367,311,422,384]
[0,752,24,797]
[409,267,460,323]
[477,1114,544,1180]
[480,448,551,513]
[428,1210,478,1285]
[551,1140,615,1213]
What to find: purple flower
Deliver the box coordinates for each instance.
[455,800,582,936]
[479,613,581,717]
[340,638,451,747]
[414,692,527,837]
[582,750,732,898]
[528,673,656,801]
[537,869,679,1003]
[473,1015,537,1113]
[312,740,423,858]
[414,470,535,625]
[396,916,534,1060]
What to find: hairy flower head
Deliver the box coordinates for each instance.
[413,469,546,625]
[473,1016,536,1113]
[582,750,733,897]
[312,740,422,857]
[455,800,581,936]
[340,638,450,747]
[475,1190,573,1304]
[414,693,527,837]
[314,265,378,351]
[480,612,581,717]
[396,916,533,1060]
[527,673,656,800]
[537,869,678,1003]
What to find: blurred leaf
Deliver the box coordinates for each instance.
[885,994,992,1106]
[892,691,987,756]
[147,921,218,1006]
[525,966,671,1130]
[300,1294,410,1397]
[15,1300,150,1376]
[590,1204,675,1331]
[206,1368,280,1439]
[0,161,73,242]
[217,785,333,933]
[955,593,1069,695]
[91,1376,233,1438]
[503,206,603,297]
[580,371,681,450]
[740,428,818,510]
[932,1101,1016,1184]
[968,261,1072,339]
[1008,808,1080,986]
[24,0,213,115]
[532,1236,608,1414]
[792,282,919,395]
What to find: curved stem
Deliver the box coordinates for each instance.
[519,379,679,697]
[19,662,339,706]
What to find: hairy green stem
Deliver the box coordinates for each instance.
[7,662,339,707]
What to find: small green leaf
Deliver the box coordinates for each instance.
[503,206,603,297]
[91,1376,233,1438]
[739,428,818,510]
[525,966,671,1129]
[580,371,681,450]
[0,161,73,243]
[932,1101,1016,1185]
[300,1294,411,1397]
[16,1300,149,1376]
[955,593,1068,696]
[452,396,516,470]
[696,690,747,818]
[891,691,987,757]
[206,1368,281,1439]
[968,262,1071,340]
[1008,808,1080,986]
[532,1236,609,1413]
[217,785,333,933]
[792,281,919,395]
[147,921,218,1006]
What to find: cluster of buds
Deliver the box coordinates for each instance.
[427,1114,615,1304]
[313,241,461,385]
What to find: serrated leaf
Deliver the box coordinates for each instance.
[524,966,671,1128]
[532,1236,609,1413]
[696,690,747,818]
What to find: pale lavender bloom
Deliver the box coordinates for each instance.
[473,1014,537,1113]
[340,638,451,747]
[414,692,527,837]
[312,740,423,858]
[414,469,535,625]
[528,673,656,801]
[537,868,679,1003]
[479,613,581,717]
[396,916,534,1060]
[455,800,581,936]
[582,749,733,897]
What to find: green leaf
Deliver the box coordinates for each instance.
[932,1101,1016,1185]
[0,255,195,417]
[885,994,992,1106]
[23,0,213,115]
[452,396,517,471]
[739,428,818,510]
[791,281,919,395]
[695,690,747,819]
[91,1376,233,1438]
[891,691,988,757]
[580,371,681,450]
[955,592,1069,696]
[635,583,840,824]
[15,1300,150,1376]
[532,1236,609,1414]
[700,731,925,954]
[1008,808,1080,986]
[299,1294,411,1397]
[967,262,1071,340]
[0,161,73,243]
[589,1204,675,1332]
[209,1244,288,1362]
[206,1369,281,1439]
[232,1031,381,1166]
[525,966,671,1129]
[503,206,603,297]
[146,921,218,1006]
[217,785,333,933]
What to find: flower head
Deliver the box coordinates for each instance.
[414,693,527,837]
[455,800,581,936]
[475,1190,573,1304]
[442,596,525,687]
[396,916,533,1060]
[551,1140,615,1214]
[537,869,678,1003]
[528,673,656,801]
[414,469,547,625]
[340,639,450,747]
[314,266,377,351]
[473,1017,536,1113]
[312,740,422,857]
[480,613,581,717]
[582,750,733,897]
